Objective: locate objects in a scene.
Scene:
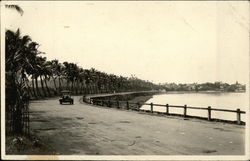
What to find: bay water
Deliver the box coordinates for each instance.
[140,92,248,122]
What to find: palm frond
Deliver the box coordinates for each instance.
[5,5,24,16]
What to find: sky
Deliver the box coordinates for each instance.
[2,1,249,84]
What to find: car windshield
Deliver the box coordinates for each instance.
[62,94,70,98]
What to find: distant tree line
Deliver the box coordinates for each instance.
[162,82,246,92]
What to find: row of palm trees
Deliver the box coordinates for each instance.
[5,4,162,135]
[6,29,162,99]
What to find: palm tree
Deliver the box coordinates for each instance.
[5,29,32,134]
[63,62,80,94]
[77,68,85,94]
[6,28,160,99]
[35,56,48,97]
[42,61,53,96]
[27,42,43,98]
[50,60,65,93]
[50,60,59,94]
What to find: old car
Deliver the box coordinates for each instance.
[59,90,74,104]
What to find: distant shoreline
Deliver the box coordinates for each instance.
[161,90,246,94]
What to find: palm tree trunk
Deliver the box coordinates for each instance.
[31,78,37,98]
[35,77,41,97]
[96,84,99,93]
[39,75,47,97]
[88,85,91,94]
[44,77,52,96]
[58,77,62,91]
[86,84,89,94]
[71,81,74,93]
[53,77,58,92]
[80,82,84,94]
[83,84,86,94]
[90,85,93,94]
[75,80,79,94]
[72,81,75,94]
[79,83,82,94]
[94,85,97,94]
[67,80,70,90]
[25,79,33,97]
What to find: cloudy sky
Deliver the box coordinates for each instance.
[2,1,249,84]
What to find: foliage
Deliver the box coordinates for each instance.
[162,82,246,92]
[6,29,161,101]
[5,5,24,16]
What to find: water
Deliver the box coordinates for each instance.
[141,92,248,122]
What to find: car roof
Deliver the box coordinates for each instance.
[61,90,71,93]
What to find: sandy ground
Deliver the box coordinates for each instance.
[29,95,245,155]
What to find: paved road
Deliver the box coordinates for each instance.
[30,96,245,155]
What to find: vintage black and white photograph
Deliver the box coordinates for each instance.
[1,1,249,160]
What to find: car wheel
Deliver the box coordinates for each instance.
[60,101,62,104]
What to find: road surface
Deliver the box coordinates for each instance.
[29,95,245,155]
